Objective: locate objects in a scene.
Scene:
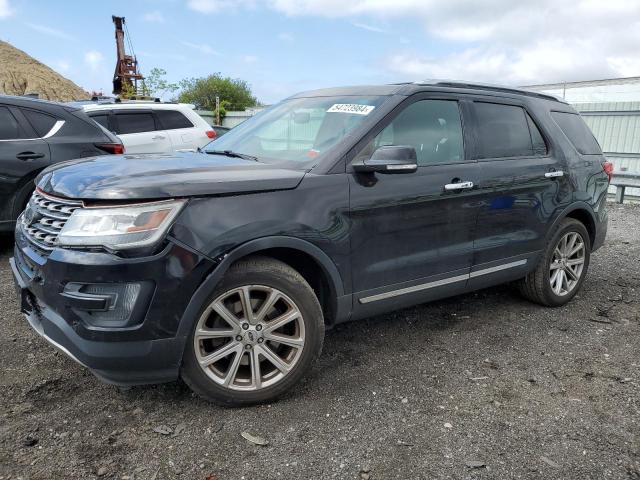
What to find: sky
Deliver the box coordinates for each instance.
[1,0,640,104]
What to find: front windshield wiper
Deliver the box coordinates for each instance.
[205,149,258,162]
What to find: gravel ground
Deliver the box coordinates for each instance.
[1,202,639,480]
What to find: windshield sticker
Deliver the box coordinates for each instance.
[327,104,375,115]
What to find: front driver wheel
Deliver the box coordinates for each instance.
[181,256,325,406]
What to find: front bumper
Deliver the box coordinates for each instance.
[11,228,215,386]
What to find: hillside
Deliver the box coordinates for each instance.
[0,41,88,101]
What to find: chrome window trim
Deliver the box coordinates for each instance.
[359,259,528,304]
[42,120,65,139]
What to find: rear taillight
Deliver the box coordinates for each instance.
[602,160,614,182]
[206,130,217,139]
[95,143,125,155]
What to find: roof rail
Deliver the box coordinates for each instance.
[89,96,117,104]
[111,98,184,104]
[114,97,162,103]
[413,79,564,103]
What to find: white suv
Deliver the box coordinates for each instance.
[82,102,216,154]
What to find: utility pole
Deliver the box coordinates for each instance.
[216,96,220,125]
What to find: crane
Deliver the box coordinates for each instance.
[112,15,144,96]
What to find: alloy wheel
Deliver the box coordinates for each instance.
[193,285,306,391]
[549,231,586,296]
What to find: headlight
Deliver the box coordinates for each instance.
[58,199,186,250]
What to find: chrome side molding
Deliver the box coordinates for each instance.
[358,259,528,304]
[469,259,527,278]
[359,274,468,304]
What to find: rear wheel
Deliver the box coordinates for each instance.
[518,218,591,307]
[181,256,324,406]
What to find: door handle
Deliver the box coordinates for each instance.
[152,135,166,140]
[545,170,564,178]
[16,152,45,160]
[444,181,474,191]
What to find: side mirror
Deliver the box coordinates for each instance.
[353,145,418,174]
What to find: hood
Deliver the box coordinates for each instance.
[37,152,307,200]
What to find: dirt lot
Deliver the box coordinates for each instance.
[1,202,639,480]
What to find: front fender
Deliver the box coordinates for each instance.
[174,235,347,341]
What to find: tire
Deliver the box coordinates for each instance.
[13,181,35,219]
[181,256,325,406]
[517,218,591,307]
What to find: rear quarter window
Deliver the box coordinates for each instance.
[551,111,602,155]
[89,113,110,130]
[21,108,57,137]
[156,110,193,130]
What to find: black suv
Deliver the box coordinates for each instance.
[11,82,610,405]
[0,95,123,232]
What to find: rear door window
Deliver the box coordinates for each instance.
[551,111,602,154]
[156,110,193,130]
[89,113,110,130]
[0,106,24,140]
[114,112,156,134]
[21,109,58,137]
[474,102,533,158]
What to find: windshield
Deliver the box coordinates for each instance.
[203,95,388,166]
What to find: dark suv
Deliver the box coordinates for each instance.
[11,82,610,405]
[0,95,123,232]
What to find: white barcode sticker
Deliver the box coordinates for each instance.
[327,104,375,115]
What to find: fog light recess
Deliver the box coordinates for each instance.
[62,281,151,328]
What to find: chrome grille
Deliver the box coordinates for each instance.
[21,190,82,251]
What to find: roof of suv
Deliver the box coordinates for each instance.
[291,80,565,104]
[0,94,78,111]
[81,102,196,112]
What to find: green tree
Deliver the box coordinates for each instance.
[177,73,257,119]
[216,99,231,120]
[119,81,137,99]
[141,68,179,98]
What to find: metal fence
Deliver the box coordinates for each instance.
[575,102,640,199]
[195,109,263,128]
